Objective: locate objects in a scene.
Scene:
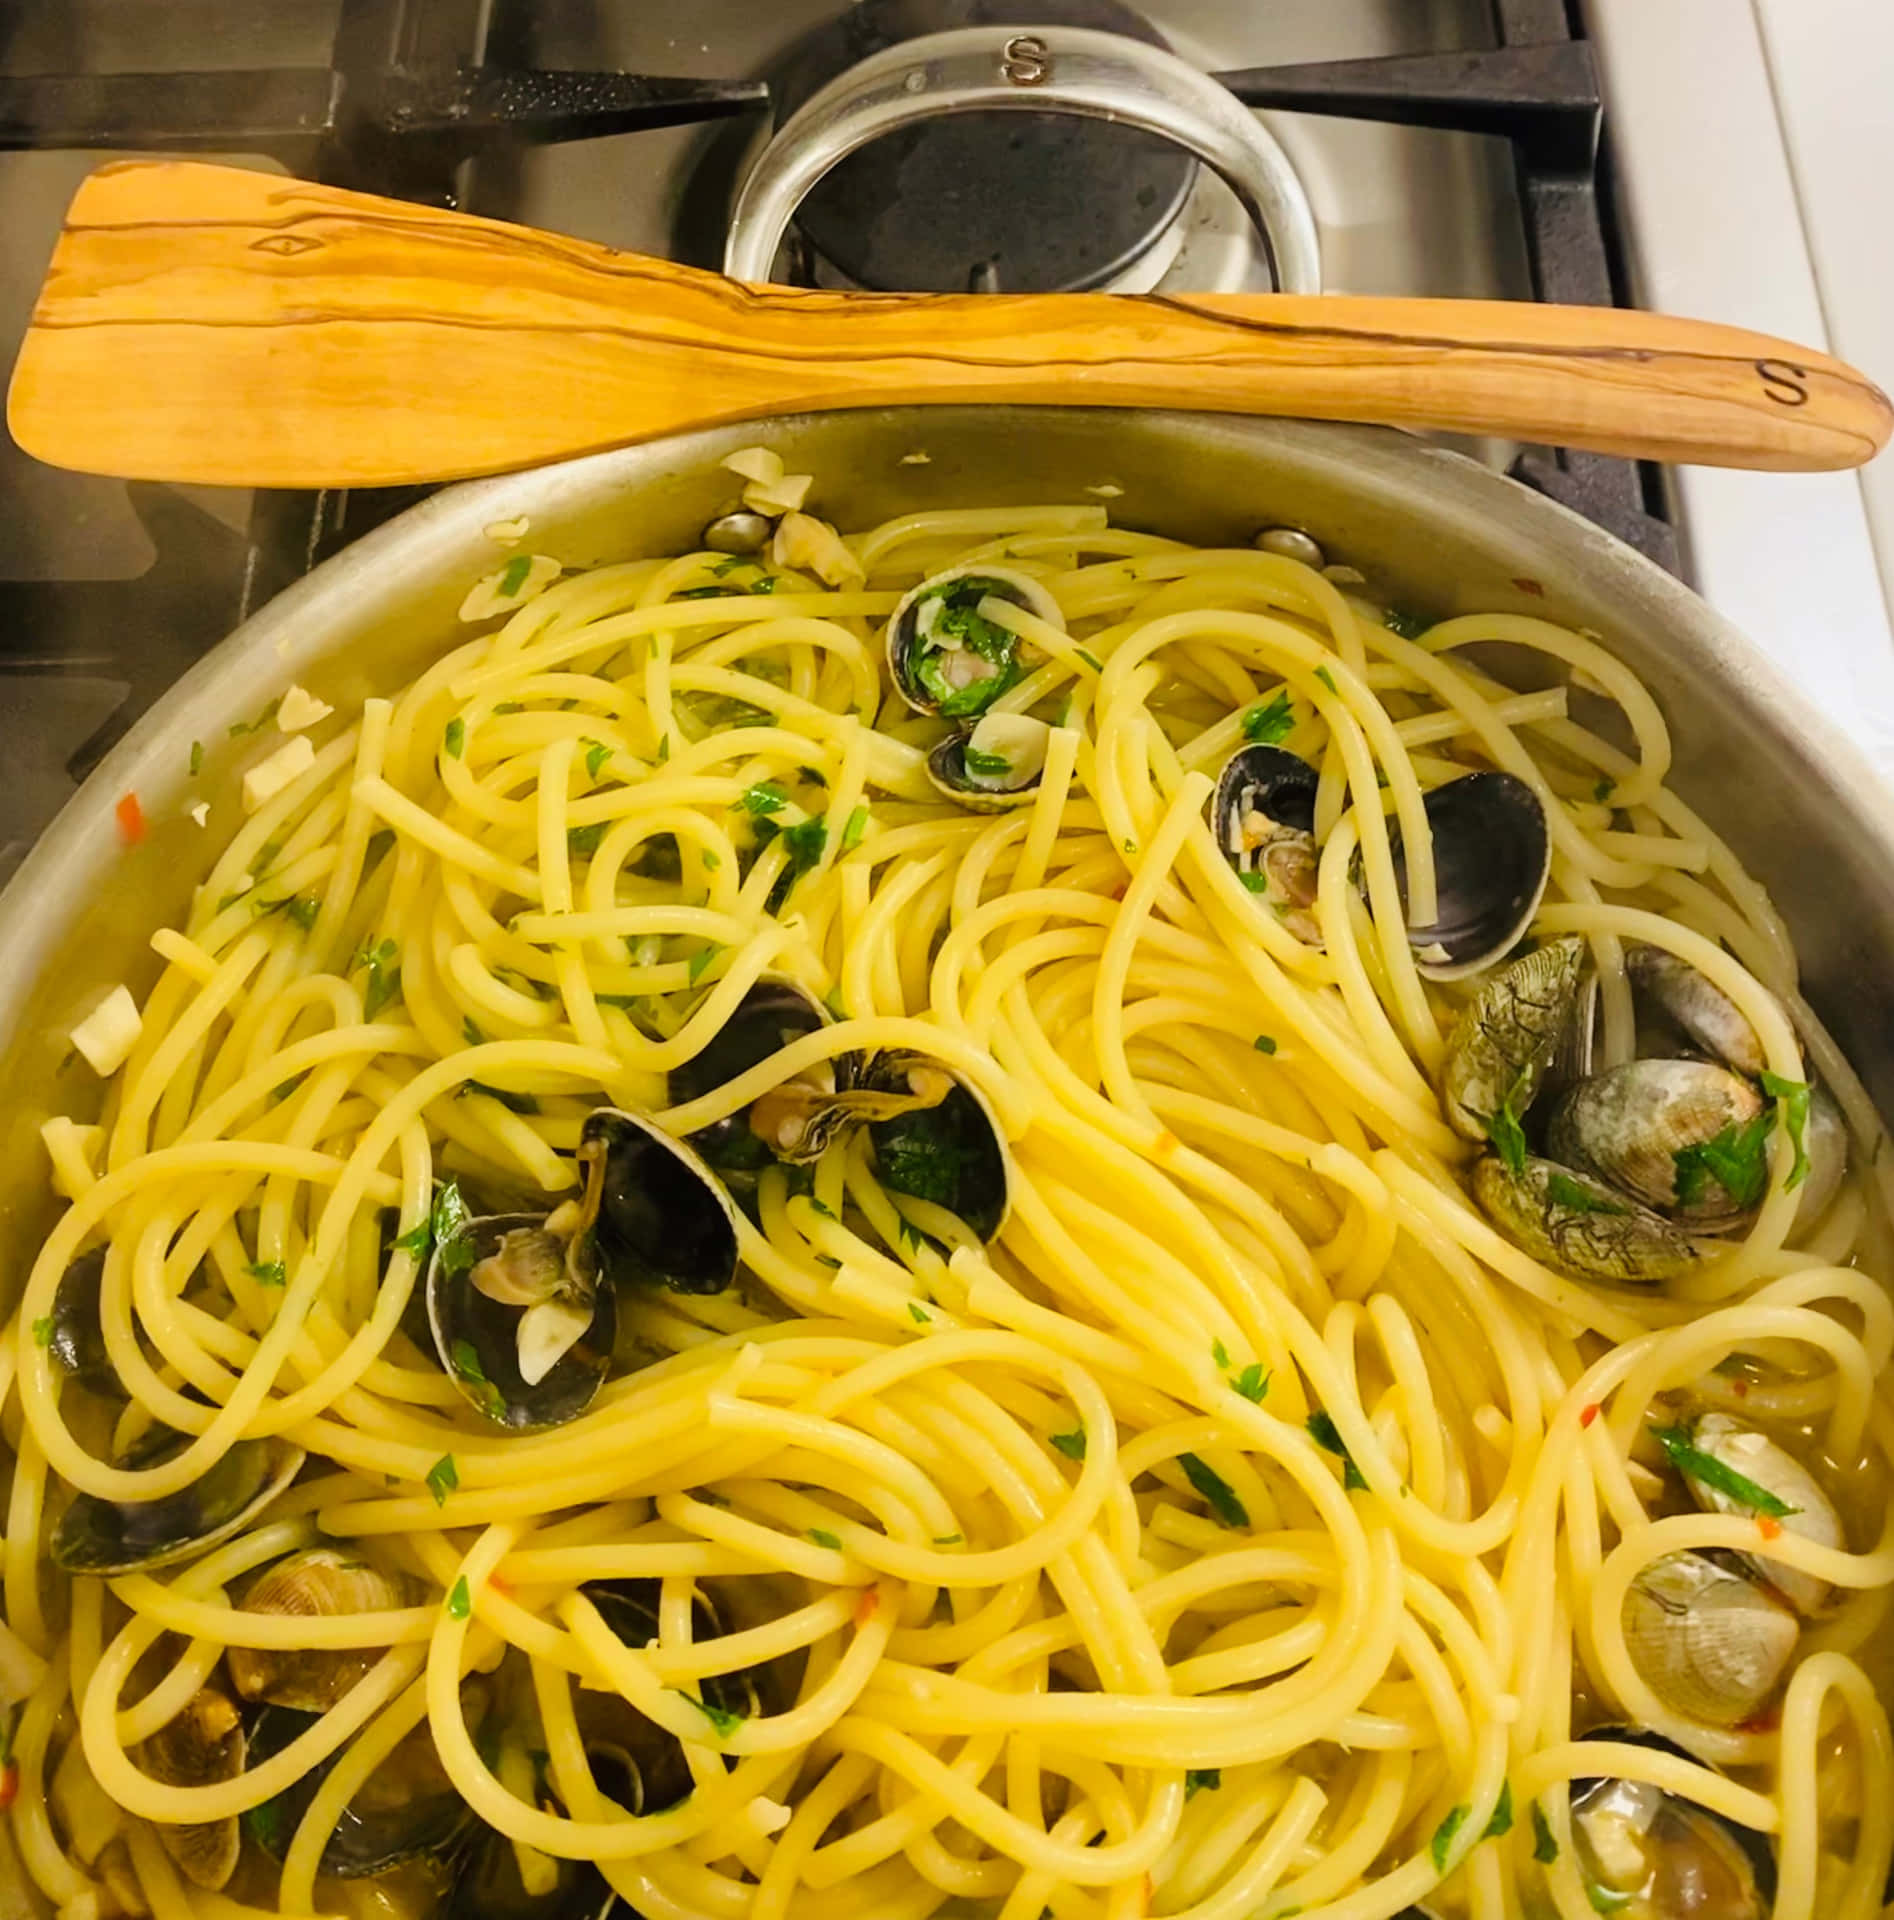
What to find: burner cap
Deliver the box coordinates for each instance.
[771,0,1196,293]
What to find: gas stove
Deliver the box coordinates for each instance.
[0,0,1884,888]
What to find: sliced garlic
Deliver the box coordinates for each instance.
[40,1116,103,1200]
[275,685,333,732]
[771,512,864,588]
[721,446,784,487]
[71,985,142,1077]
[458,554,561,623]
[517,1297,594,1386]
[241,734,316,813]
[743,470,814,515]
[485,515,530,544]
[187,801,210,827]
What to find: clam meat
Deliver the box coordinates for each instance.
[1212,743,1322,946]
[139,1686,245,1892]
[887,565,1065,719]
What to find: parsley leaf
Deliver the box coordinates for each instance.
[1531,1801,1559,1862]
[1186,1768,1222,1798]
[1076,648,1104,674]
[1483,1780,1514,1840]
[1212,1338,1231,1369]
[1254,1034,1277,1054]
[1238,871,1271,895]
[1233,1363,1271,1404]
[1761,1070,1811,1190]
[841,804,869,853]
[443,718,466,760]
[426,1454,458,1505]
[1432,1804,1470,1872]
[779,815,827,881]
[247,1260,287,1287]
[807,1528,842,1550]
[907,1302,931,1324]
[31,1317,53,1348]
[497,554,532,597]
[679,1690,744,1739]
[567,821,607,856]
[963,745,1013,779]
[1049,1427,1087,1461]
[1671,1108,1772,1211]
[1307,1411,1368,1490]
[392,1218,432,1259]
[1484,1065,1531,1178]
[450,1339,489,1385]
[656,733,671,762]
[1314,666,1338,693]
[462,1015,484,1047]
[1242,690,1296,744]
[188,740,204,776]
[432,1182,475,1278]
[1546,1171,1628,1216]
[447,1576,471,1620]
[353,938,401,1019]
[584,739,612,780]
[1180,1453,1248,1528]
[934,1533,962,1546]
[689,944,720,986]
[228,698,281,738]
[1594,777,1617,804]
[1652,1423,1796,1517]
[738,781,789,816]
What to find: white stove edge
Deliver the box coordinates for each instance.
[1583,0,1894,782]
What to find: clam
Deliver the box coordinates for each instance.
[139,1687,244,1892]
[1391,772,1550,980]
[1569,1728,1774,1920]
[667,977,830,1180]
[52,1430,305,1576]
[1625,945,1766,1078]
[1622,1551,1798,1726]
[1472,1154,1700,1286]
[925,712,1052,811]
[1212,744,1322,946]
[226,1547,417,1712]
[243,1699,475,1878]
[46,1247,125,1398]
[867,1061,1011,1243]
[1439,936,1589,1140]
[428,1110,737,1432]
[1792,1086,1847,1234]
[886,565,1065,718]
[1663,1412,1842,1615]
[1547,1061,1768,1231]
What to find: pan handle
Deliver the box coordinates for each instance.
[722,24,1322,293]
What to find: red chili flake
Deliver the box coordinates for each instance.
[115,791,147,844]
[1732,1378,1749,1397]
[853,1587,880,1629]
[1579,1403,1600,1428]
[0,1763,16,1810]
[1757,1515,1783,1541]
[1511,577,1547,598]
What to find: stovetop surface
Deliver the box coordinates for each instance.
[0,0,1616,887]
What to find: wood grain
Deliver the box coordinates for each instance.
[8,159,1889,488]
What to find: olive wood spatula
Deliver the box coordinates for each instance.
[8,159,1889,491]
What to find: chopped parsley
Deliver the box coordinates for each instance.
[1186,1769,1222,1798]
[656,733,671,762]
[497,554,533,597]
[567,822,607,856]
[1238,871,1271,895]
[841,805,869,853]
[443,717,466,759]
[1212,1338,1231,1369]
[807,1528,842,1551]
[584,739,612,780]
[228,698,281,738]
[907,1302,931,1325]
[31,1317,52,1348]
[1254,1035,1277,1055]
[1307,1411,1368,1490]
[1671,1108,1773,1211]
[1076,648,1104,674]
[680,1690,745,1739]
[247,1260,287,1287]
[354,937,401,1018]
[392,1218,432,1259]
[450,1339,489,1385]
[188,740,204,776]
[447,1576,471,1620]
[266,895,320,932]
[1760,1071,1811,1190]
[1531,1801,1559,1863]
[1383,608,1428,640]
[689,944,721,986]
[1482,1064,1533,1178]
[702,849,720,871]
[461,1015,485,1047]
[1594,778,1617,804]
[432,1181,476,1278]
[738,781,789,816]
[963,745,1012,779]
[1483,1781,1514,1839]
[1242,690,1296,745]
[934,1533,962,1546]
[426,1454,458,1505]
[1431,1804,1470,1872]
[1233,1363,1271,1404]
[1049,1427,1087,1461]
[1546,1171,1628,1217]
[1588,1885,1636,1914]
[1180,1453,1248,1528]
[492,701,524,715]
[1652,1423,1796,1517]
[778,815,828,882]
[1314,666,1338,693]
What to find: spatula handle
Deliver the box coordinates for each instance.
[8,160,1888,490]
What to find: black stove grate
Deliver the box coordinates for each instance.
[0,0,1674,878]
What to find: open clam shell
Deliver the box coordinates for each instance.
[1472,1154,1700,1286]
[667,977,830,1178]
[578,1107,740,1297]
[1622,1550,1798,1726]
[925,713,1052,812]
[886,564,1065,718]
[1212,743,1322,946]
[446,1745,637,1920]
[1392,771,1550,980]
[139,1687,245,1892]
[52,1430,304,1576]
[1624,944,1768,1078]
[863,1058,1011,1244]
[1439,935,1588,1140]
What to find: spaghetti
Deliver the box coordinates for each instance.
[4,491,1892,1920]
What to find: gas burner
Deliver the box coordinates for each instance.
[771,0,1193,294]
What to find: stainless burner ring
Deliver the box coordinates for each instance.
[724,24,1321,294]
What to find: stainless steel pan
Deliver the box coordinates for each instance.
[1,410,1888,1298]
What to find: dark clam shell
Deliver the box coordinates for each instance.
[869,1071,1010,1244]
[1391,771,1549,980]
[445,1747,636,1920]
[579,1109,740,1297]
[666,978,829,1178]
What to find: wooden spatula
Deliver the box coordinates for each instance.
[8,159,1888,489]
